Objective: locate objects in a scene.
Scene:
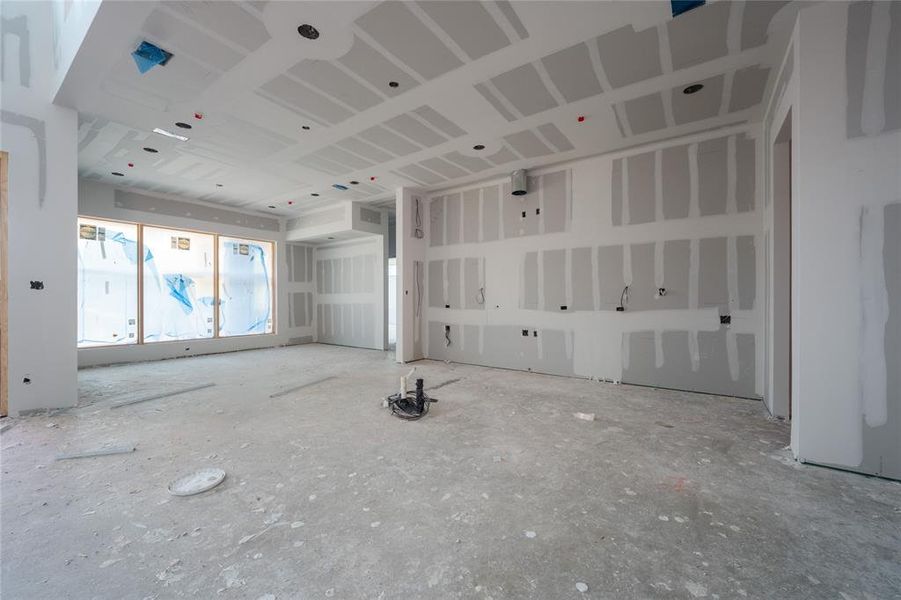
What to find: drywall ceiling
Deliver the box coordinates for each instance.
[63,0,799,216]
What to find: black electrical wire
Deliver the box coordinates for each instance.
[386,379,437,420]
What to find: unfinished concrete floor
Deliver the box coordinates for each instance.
[2,344,899,599]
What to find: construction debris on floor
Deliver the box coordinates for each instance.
[1,344,899,599]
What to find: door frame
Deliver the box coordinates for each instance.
[1,151,8,417]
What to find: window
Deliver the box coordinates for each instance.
[219,237,274,336]
[77,218,139,347]
[76,217,276,348]
[143,226,215,342]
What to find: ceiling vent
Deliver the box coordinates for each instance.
[511,169,528,196]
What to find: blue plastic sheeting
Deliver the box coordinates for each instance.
[219,241,272,336]
[77,225,139,347]
[143,248,215,342]
[131,41,172,74]
[671,0,705,17]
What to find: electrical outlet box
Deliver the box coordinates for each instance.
[720,315,731,325]
[616,306,625,312]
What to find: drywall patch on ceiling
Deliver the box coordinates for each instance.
[490,63,559,117]
[596,24,663,89]
[356,0,463,80]
[338,35,419,98]
[540,42,602,103]
[288,59,383,112]
[667,1,730,70]
[416,0,510,61]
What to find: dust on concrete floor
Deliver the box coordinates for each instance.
[2,344,899,599]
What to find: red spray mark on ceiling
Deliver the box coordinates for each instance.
[128,163,134,167]
[194,112,203,120]
[577,115,585,123]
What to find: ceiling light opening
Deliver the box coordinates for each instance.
[311,193,320,197]
[349,180,359,185]
[127,163,134,168]
[111,172,124,177]
[388,81,399,88]
[216,184,223,187]
[333,184,348,191]
[301,125,311,131]
[153,127,189,142]
[268,205,276,209]
[298,24,320,40]
[683,83,704,95]
[175,122,192,129]
[473,144,485,151]
[143,147,158,153]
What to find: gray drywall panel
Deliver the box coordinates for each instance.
[482,325,538,370]
[540,330,574,376]
[729,66,770,113]
[862,202,901,478]
[696,328,755,397]
[463,324,481,360]
[323,304,332,339]
[428,260,444,308]
[543,249,567,311]
[623,331,656,384]
[596,25,663,89]
[293,292,307,327]
[446,258,461,309]
[445,193,461,245]
[846,1,901,138]
[661,239,691,310]
[598,245,626,309]
[624,92,667,135]
[353,304,364,346]
[611,159,623,226]
[661,330,695,391]
[463,189,480,243]
[365,255,376,293]
[482,185,500,242]
[464,258,483,310]
[662,144,691,219]
[627,151,656,225]
[542,170,568,233]
[541,42,602,103]
[737,235,756,310]
[736,134,756,212]
[352,255,364,293]
[523,251,539,309]
[307,293,313,324]
[698,137,728,216]
[320,259,332,294]
[628,242,656,311]
[741,1,789,49]
[667,1,730,70]
[571,247,594,311]
[430,196,444,246]
[342,257,353,293]
[699,237,729,313]
[316,260,324,293]
[520,176,540,236]
[428,321,449,361]
[503,187,523,238]
[291,245,306,282]
[307,250,313,283]
[317,304,323,338]
[492,63,558,117]
[672,74,724,125]
[538,123,575,152]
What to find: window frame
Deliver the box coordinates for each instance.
[76,216,277,348]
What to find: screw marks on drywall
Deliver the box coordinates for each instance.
[1,15,31,87]
[29,280,44,290]
[22,377,31,384]
[1,110,46,206]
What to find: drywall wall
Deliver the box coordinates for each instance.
[77,179,304,367]
[1,1,84,413]
[395,187,427,362]
[314,235,386,351]
[786,1,900,479]
[422,124,764,398]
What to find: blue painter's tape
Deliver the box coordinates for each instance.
[131,41,173,74]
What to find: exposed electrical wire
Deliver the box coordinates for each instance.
[444,326,451,347]
[413,197,424,239]
[619,285,630,310]
[476,286,485,305]
[414,260,423,318]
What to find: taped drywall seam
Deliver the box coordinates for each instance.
[654,149,665,222]
[538,172,546,236]
[623,243,633,289]
[591,246,601,311]
[689,238,701,371]
[478,187,485,243]
[859,205,889,426]
[586,32,613,92]
[622,157,631,224]
[726,330,740,381]
[720,71,735,117]
[688,142,700,218]
[622,331,631,372]
[655,241,665,290]
[537,249,546,311]
[565,168,573,231]
[1,15,31,87]
[726,0,743,55]
[727,236,741,381]
[861,1,891,136]
[726,135,738,214]
[1,110,46,206]
[564,248,573,310]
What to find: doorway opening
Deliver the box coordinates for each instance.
[771,110,792,419]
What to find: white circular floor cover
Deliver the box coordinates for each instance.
[168,468,226,496]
